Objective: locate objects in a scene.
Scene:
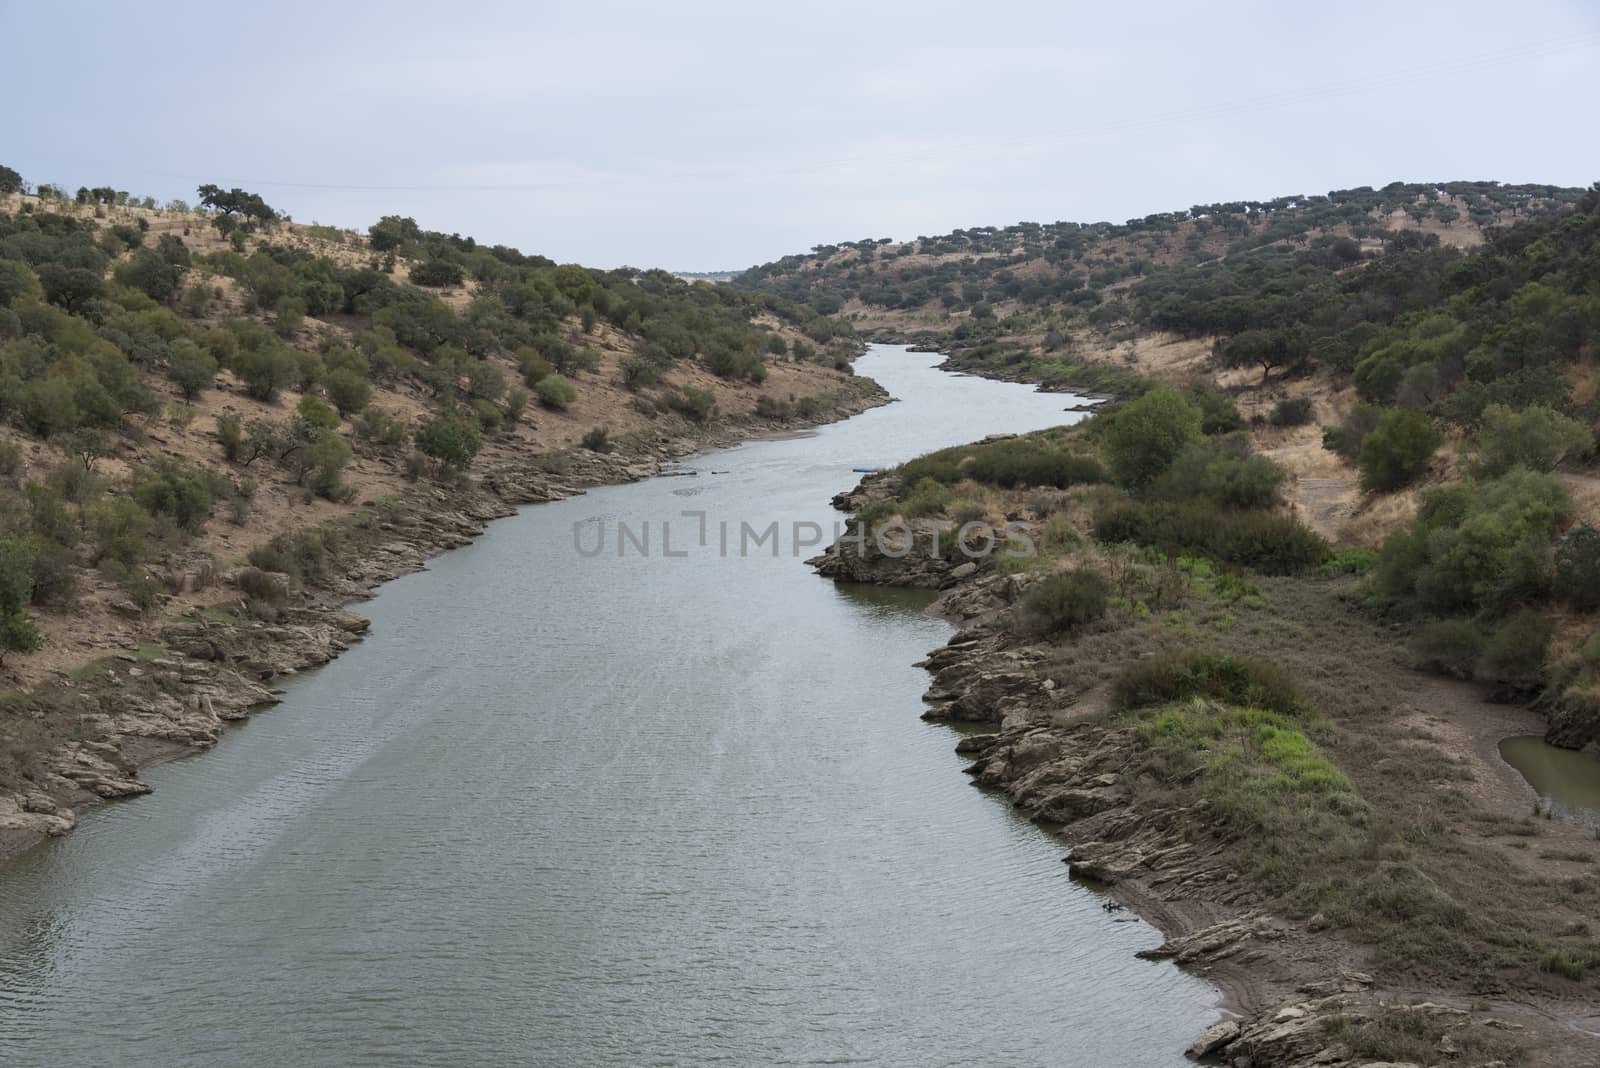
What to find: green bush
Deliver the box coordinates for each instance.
[87,497,152,566]
[0,535,41,665]
[1186,385,1245,435]
[1111,651,1305,716]
[1322,402,1383,462]
[1358,408,1440,492]
[166,341,218,401]
[1554,525,1600,610]
[131,462,211,532]
[1479,609,1552,691]
[1094,499,1328,575]
[1103,387,1203,489]
[414,410,482,468]
[1017,571,1111,634]
[1474,404,1591,476]
[296,394,340,430]
[1376,469,1569,615]
[666,386,716,422]
[581,427,610,453]
[1154,441,1283,509]
[324,368,371,416]
[535,374,577,410]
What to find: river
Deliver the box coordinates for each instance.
[0,346,1217,1066]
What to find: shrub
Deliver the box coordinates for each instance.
[232,346,297,402]
[1474,404,1592,476]
[1270,396,1315,427]
[1111,651,1305,716]
[1094,499,1328,575]
[1102,387,1203,489]
[87,497,152,566]
[0,535,41,665]
[131,462,211,533]
[409,260,465,287]
[167,341,218,401]
[1322,402,1384,463]
[237,566,289,609]
[1016,571,1110,634]
[1554,525,1600,610]
[535,374,577,410]
[1479,609,1552,691]
[1155,441,1283,509]
[581,427,610,453]
[1412,618,1485,679]
[414,411,482,469]
[1376,469,1569,615]
[296,394,341,430]
[666,386,716,422]
[216,413,244,461]
[304,432,352,499]
[1187,385,1244,435]
[324,368,371,416]
[1358,408,1440,492]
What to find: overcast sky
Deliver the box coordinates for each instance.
[4,1,1596,270]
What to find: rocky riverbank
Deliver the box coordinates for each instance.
[0,382,887,861]
[810,474,1600,1068]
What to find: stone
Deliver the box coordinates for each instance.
[1186,1020,1241,1059]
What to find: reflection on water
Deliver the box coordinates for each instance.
[0,347,1217,1067]
[1500,736,1600,826]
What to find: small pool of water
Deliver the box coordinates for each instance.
[1499,736,1600,826]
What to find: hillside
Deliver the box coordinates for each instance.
[0,173,885,843]
[740,181,1600,740]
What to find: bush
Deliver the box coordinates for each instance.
[232,346,297,402]
[324,368,371,416]
[1376,469,1569,615]
[1358,408,1440,492]
[1094,499,1328,575]
[1111,651,1305,716]
[0,535,41,665]
[409,259,465,287]
[1554,525,1600,610]
[414,410,482,468]
[666,386,716,422]
[1187,385,1244,435]
[1102,387,1203,489]
[131,462,211,533]
[1412,618,1485,679]
[1270,396,1315,427]
[167,341,218,401]
[1016,571,1110,634]
[87,497,152,566]
[1322,402,1383,462]
[1474,404,1592,476]
[1479,609,1552,691]
[535,374,577,410]
[1154,441,1283,509]
[581,427,610,453]
[296,394,341,430]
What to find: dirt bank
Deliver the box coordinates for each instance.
[0,382,887,862]
[812,479,1600,1067]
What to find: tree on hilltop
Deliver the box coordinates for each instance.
[0,164,22,195]
[196,184,278,224]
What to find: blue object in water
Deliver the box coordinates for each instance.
[851,466,879,473]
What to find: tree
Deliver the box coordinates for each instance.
[0,536,41,666]
[1358,408,1441,492]
[37,264,105,312]
[1554,525,1600,611]
[0,164,22,196]
[0,258,40,305]
[196,184,277,224]
[1102,386,1203,489]
[296,394,341,430]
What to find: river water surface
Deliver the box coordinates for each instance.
[0,346,1217,1066]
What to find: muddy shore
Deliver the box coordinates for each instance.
[811,475,1600,1067]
